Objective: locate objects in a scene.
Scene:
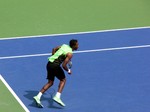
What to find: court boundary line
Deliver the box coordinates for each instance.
[0,44,150,60]
[0,26,149,40]
[0,74,30,112]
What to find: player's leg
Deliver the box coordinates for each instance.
[40,80,54,93]
[53,67,66,106]
[33,61,55,108]
[58,78,66,93]
[33,80,53,107]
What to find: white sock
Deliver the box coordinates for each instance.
[56,92,61,98]
[37,92,42,99]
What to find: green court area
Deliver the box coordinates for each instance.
[0,0,150,38]
[0,76,26,112]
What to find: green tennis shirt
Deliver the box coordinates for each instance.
[48,44,73,66]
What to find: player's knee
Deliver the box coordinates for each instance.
[62,78,66,82]
[60,78,66,83]
[48,80,54,86]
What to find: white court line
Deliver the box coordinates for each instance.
[0,26,149,40]
[0,44,150,60]
[0,74,30,112]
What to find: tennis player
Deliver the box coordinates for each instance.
[33,39,79,108]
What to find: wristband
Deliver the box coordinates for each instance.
[68,69,71,73]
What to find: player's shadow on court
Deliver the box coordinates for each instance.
[24,90,63,109]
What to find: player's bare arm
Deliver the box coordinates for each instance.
[62,53,73,74]
[52,46,60,55]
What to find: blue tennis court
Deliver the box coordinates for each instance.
[0,27,150,112]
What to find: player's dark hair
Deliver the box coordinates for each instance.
[69,39,78,48]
